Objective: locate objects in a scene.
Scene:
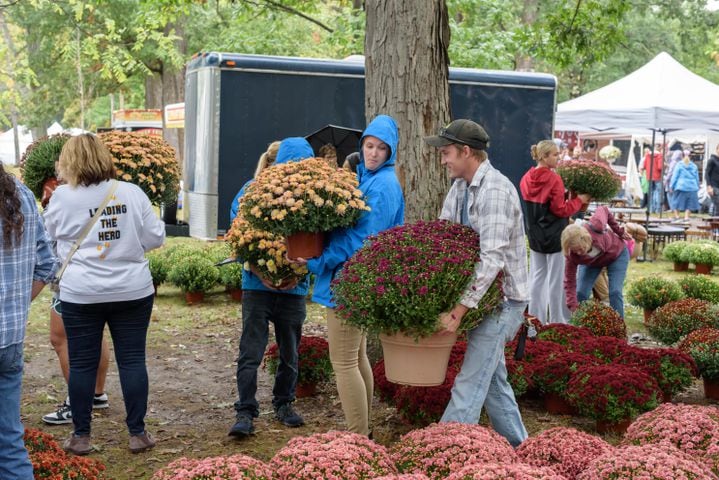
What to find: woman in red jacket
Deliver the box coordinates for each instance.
[520,140,589,324]
[561,206,631,318]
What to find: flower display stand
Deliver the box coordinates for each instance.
[286,231,325,260]
[595,418,632,435]
[185,291,205,305]
[544,392,576,415]
[295,382,318,398]
[704,378,719,401]
[379,331,458,386]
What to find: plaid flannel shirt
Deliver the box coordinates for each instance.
[440,160,529,307]
[0,179,57,348]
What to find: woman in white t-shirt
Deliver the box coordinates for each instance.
[44,134,165,456]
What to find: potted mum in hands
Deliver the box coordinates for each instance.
[240,157,369,258]
[556,159,622,204]
[264,336,332,398]
[20,133,70,204]
[333,220,503,386]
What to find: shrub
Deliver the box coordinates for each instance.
[570,301,627,339]
[615,346,698,399]
[20,133,69,199]
[678,274,719,303]
[218,262,244,290]
[240,157,369,236]
[679,328,719,381]
[566,364,660,423]
[684,242,719,266]
[270,431,397,479]
[626,277,684,311]
[168,256,219,293]
[99,131,180,206]
[390,423,517,479]
[662,240,690,263]
[577,443,717,479]
[555,160,622,202]
[152,454,272,479]
[147,249,171,286]
[517,427,613,479]
[264,336,332,385]
[647,298,719,345]
[445,463,567,480]
[334,220,503,338]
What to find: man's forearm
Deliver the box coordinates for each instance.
[31,280,46,300]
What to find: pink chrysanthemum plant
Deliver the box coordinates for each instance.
[151,454,272,479]
[445,463,568,480]
[516,427,614,479]
[576,443,718,480]
[615,346,698,401]
[270,431,397,479]
[566,364,660,424]
[390,423,517,480]
[373,475,430,480]
[623,403,719,475]
[555,159,622,202]
[240,157,369,236]
[333,220,503,339]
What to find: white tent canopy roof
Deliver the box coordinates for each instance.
[556,52,719,132]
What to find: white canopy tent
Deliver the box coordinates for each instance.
[0,126,33,166]
[556,52,719,133]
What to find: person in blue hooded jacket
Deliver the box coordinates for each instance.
[228,138,312,438]
[295,115,405,435]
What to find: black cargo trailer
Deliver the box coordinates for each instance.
[184,52,556,239]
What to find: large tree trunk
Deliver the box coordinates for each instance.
[515,0,538,71]
[365,0,451,222]
[145,73,163,109]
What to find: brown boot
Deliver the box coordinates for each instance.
[62,434,92,456]
[129,431,156,453]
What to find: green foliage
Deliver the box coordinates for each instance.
[167,256,219,293]
[662,240,689,263]
[683,243,719,266]
[626,277,684,311]
[19,134,69,199]
[146,249,171,286]
[163,243,205,265]
[218,262,243,290]
[204,242,231,265]
[647,299,719,346]
[677,275,719,303]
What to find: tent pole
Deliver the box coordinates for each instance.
[659,131,667,219]
[642,130,657,262]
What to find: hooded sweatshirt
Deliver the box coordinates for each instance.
[520,167,583,253]
[229,137,313,296]
[307,115,405,308]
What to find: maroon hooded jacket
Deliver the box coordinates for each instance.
[520,167,583,254]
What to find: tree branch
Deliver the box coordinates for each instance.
[258,0,333,32]
[567,0,583,33]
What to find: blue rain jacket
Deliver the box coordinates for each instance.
[307,115,405,307]
[670,161,699,193]
[229,137,314,295]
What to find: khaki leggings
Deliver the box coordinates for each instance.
[327,308,373,435]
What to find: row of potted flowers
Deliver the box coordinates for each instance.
[664,240,719,274]
[149,403,719,479]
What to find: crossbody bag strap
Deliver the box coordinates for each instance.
[55,180,119,282]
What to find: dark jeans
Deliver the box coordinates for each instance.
[234,290,305,418]
[61,294,154,436]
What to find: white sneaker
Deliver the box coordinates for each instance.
[42,402,72,425]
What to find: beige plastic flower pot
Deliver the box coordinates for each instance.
[379,331,458,386]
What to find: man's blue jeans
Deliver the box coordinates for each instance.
[234,290,305,418]
[62,294,154,436]
[650,180,663,213]
[577,246,629,318]
[0,342,33,480]
[441,300,528,447]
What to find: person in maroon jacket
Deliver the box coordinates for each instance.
[560,206,631,318]
[520,140,589,324]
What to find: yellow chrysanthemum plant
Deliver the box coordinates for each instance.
[239,157,370,237]
[99,131,180,206]
[225,214,308,287]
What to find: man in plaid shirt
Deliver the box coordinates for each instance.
[425,119,529,447]
[0,163,57,479]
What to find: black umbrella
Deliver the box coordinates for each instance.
[305,124,363,164]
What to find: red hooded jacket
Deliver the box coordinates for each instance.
[520,167,583,254]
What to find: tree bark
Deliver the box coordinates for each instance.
[365,0,451,222]
[515,0,538,71]
[144,73,163,109]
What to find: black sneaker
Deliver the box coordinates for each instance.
[275,403,304,427]
[228,415,255,437]
[93,393,109,409]
[42,402,72,425]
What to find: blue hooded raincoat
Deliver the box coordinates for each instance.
[229,137,313,295]
[307,115,405,307]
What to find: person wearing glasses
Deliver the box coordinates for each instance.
[424,119,529,448]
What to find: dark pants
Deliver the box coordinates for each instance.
[234,290,305,418]
[61,294,154,436]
